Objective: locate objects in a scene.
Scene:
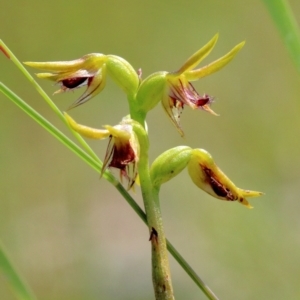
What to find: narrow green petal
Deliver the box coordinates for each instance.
[64,113,110,139]
[24,53,106,73]
[24,59,85,72]
[174,34,219,75]
[186,41,245,80]
[35,72,59,81]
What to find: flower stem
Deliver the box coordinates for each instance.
[130,106,174,299]
[139,158,174,300]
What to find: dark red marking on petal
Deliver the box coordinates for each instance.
[209,177,231,199]
[109,141,135,170]
[202,166,235,200]
[0,46,10,59]
[103,137,138,189]
[62,77,87,89]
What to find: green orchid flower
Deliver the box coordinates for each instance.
[187,149,263,208]
[24,53,139,110]
[65,113,140,190]
[136,34,245,136]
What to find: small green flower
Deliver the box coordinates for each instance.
[188,149,263,208]
[136,34,245,136]
[65,113,140,190]
[24,53,139,109]
[25,54,107,109]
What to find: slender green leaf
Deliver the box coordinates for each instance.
[0,240,37,300]
[262,0,300,74]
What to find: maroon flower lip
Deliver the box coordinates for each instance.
[61,77,88,89]
[64,113,140,191]
[163,77,217,136]
[103,136,138,190]
[170,79,213,109]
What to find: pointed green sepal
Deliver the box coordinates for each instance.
[64,113,110,139]
[185,41,245,81]
[24,53,106,73]
[174,34,219,75]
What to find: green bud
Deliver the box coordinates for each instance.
[106,55,139,97]
[150,146,192,188]
[135,71,167,113]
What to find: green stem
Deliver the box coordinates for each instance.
[131,110,174,299]
[115,182,218,300]
[140,161,174,299]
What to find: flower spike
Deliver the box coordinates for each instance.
[65,113,140,190]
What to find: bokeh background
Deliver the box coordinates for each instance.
[1,1,300,299]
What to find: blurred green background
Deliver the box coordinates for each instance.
[1,0,300,299]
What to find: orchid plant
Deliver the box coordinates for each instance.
[1,34,263,300]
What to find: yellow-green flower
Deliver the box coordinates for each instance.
[188,149,263,208]
[25,53,107,109]
[136,34,245,136]
[65,113,140,189]
[165,34,245,135]
[24,53,139,109]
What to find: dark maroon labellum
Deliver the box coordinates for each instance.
[194,96,210,107]
[62,77,88,89]
[202,166,235,200]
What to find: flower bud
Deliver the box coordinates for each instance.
[135,72,168,113]
[150,146,192,188]
[106,55,140,97]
